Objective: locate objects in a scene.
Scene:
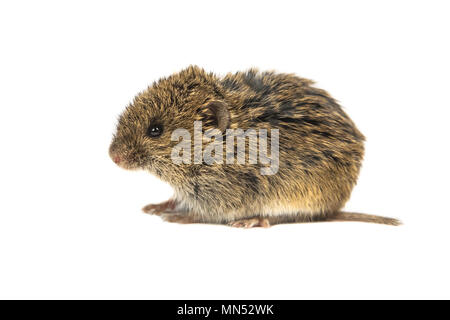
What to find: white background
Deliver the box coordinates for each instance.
[1,0,449,299]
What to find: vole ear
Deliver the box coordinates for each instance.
[200,100,230,133]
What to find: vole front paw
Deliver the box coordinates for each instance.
[142,199,176,216]
[229,217,270,228]
[160,213,195,224]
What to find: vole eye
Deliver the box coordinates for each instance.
[146,124,163,137]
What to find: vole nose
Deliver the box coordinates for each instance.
[113,155,122,164]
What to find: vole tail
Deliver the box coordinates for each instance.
[327,212,402,226]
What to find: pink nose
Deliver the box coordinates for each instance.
[113,155,121,164]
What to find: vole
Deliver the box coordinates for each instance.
[109,66,400,227]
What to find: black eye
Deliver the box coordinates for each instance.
[147,124,163,137]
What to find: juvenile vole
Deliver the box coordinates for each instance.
[109,66,400,227]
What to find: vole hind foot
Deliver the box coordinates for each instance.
[160,213,195,224]
[142,199,176,216]
[229,217,271,228]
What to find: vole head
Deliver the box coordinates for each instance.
[109,66,230,180]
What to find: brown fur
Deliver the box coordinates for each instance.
[109,66,401,227]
